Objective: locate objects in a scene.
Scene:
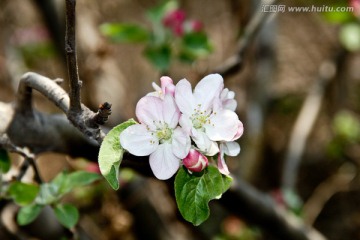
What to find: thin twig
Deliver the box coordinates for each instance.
[281,52,345,191]
[214,0,278,76]
[65,0,82,113]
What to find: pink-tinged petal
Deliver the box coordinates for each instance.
[162,94,180,128]
[179,114,192,134]
[222,141,240,156]
[231,120,244,141]
[205,109,239,141]
[192,129,219,156]
[175,79,195,115]
[171,127,190,159]
[183,149,208,172]
[223,99,237,111]
[217,150,230,175]
[136,96,163,130]
[160,76,175,96]
[149,143,180,180]
[194,74,224,111]
[120,124,158,156]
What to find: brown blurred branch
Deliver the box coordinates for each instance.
[281,51,346,192]
[215,0,277,77]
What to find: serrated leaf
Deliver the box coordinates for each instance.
[53,204,79,229]
[0,148,10,173]
[17,204,43,225]
[175,165,232,226]
[57,171,101,195]
[8,182,39,206]
[100,23,149,43]
[98,119,137,190]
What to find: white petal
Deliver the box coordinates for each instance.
[179,114,193,134]
[160,76,175,96]
[205,109,239,141]
[217,150,230,175]
[192,129,219,156]
[136,96,164,130]
[223,99,237,111]
[222,141,240,156]
[171,127,190,159]
[120,124,158,156]
[163,94,180,128]
[232,120,244,141]
[175,79,195,115]
[149,143,180,180]
[194,74,224,111]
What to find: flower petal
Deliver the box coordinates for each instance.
[222,141,240,156]
[175,79,195,115]
[149,143,180,180]
[194,74,224,111]
[232,120,244,141]
[136,96,163,130]
[160,76,175,96]
[205,109,239,141]
[217,149,230,175]
[120,124,158,156]
[171,127,190,159]
[163,94,180,128]
[192,129,219,156]
[178,114,192,134]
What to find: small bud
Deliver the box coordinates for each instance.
[183,149,208,172]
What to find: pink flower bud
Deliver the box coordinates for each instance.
[162,9,186,37]
[350,0,360,16]
[189,20,203,32]
[183,149,208,172]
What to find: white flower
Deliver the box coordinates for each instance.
[147,76,176,99]
[175,74,241,156]
[120,95,190,180]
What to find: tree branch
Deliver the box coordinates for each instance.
[214,0,277,77]
[65,0,82,113]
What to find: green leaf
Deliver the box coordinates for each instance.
[174,165,232,226]
[53,203,79,229]
[339,23,360,52]
[181,32,212,55]
[98,119,137,190]
[58,171,101,195]
[17,204,43,225]
[35,183,59,205]
[144,44,171,71]
[147,0,178,23]
[8,182,39,206]
[0,148,10,173]
[100,23,149,43]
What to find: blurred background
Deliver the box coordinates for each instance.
[0,0,360,239]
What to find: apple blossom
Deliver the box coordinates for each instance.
[120,95,190,180]
[175,74,241,156]
[183,149,208,172]
[147,76,176,98]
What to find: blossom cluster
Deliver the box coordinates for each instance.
[120,74,243,180]
[162,9,203,37]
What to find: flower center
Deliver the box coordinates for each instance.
[191,104,212,129]
[155,123,173,143]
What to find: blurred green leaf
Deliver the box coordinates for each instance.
[179,32,212,63]
[100,23,149,43]
[144,44,171,71]
[17,204,43,226]
[0,148,10,173]
[147,0,178,23]
[53,203,79,229]
[98,119,137,190]
[333,110,360,142]
[339,23,360,52]
[59,171,101,195]
[8,182,39,206]
[175,166,232,226]
[35,183,59,205]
